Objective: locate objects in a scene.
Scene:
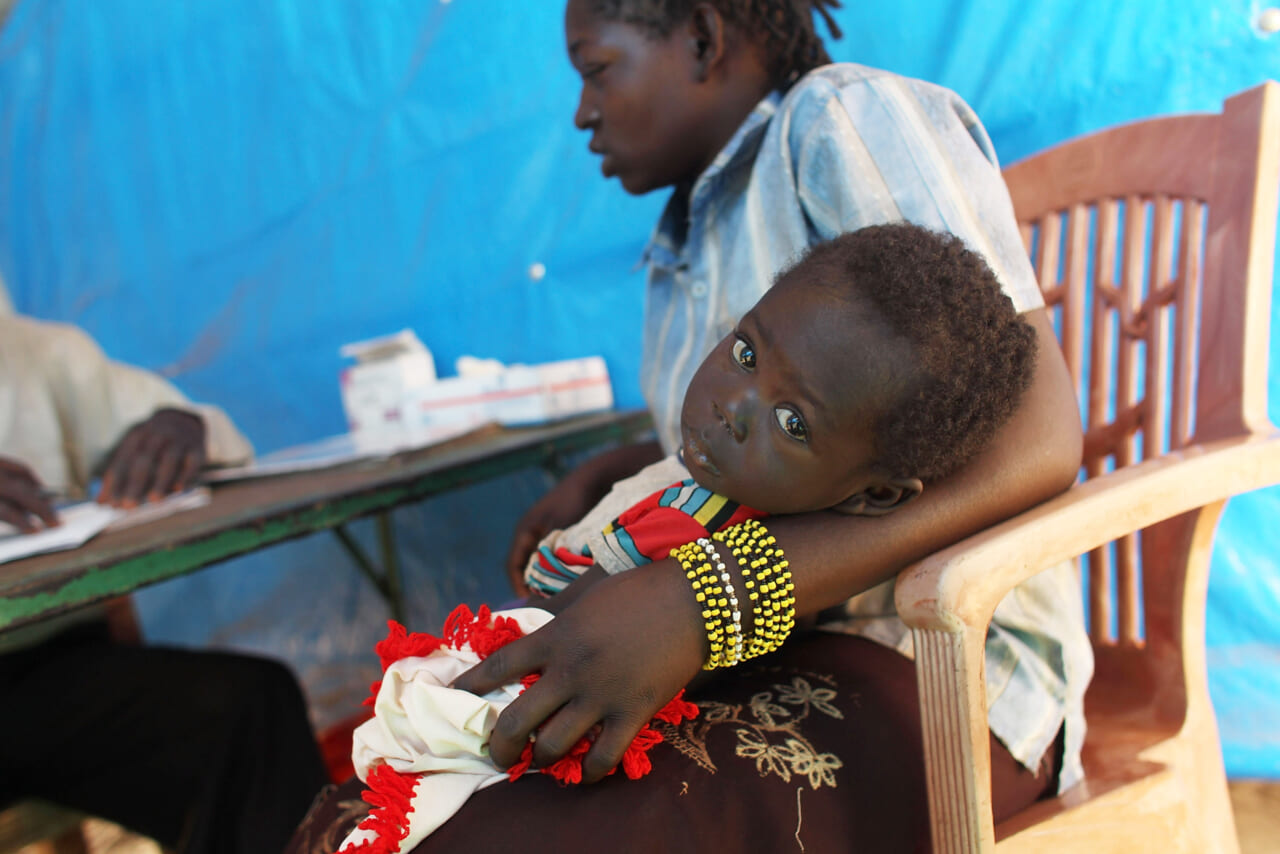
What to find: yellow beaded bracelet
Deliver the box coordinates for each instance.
[713,519,795,660]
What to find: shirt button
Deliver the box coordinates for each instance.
[690,281,708,298]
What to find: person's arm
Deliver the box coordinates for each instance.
[456,308,1080,781]
[33,318,252,502]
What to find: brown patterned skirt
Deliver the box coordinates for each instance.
[286,631,1057,854]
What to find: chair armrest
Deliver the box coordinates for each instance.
[895,431,1280,632]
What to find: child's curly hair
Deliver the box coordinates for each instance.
[794,223,1039,483]
[587,0,843,90]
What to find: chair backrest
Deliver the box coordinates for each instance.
[1001,83,1280,719]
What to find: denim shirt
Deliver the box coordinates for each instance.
[640,64,1091,792]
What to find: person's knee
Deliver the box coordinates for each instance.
[178,651,312,734]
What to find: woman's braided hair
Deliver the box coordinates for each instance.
[588,0,843,90]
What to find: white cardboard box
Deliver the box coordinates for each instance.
[340,330,614,445]
[339,330,438,444]
[411,356,613,429]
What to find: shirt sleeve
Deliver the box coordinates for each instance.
[38,319,253,489]
[787,69,1043,313]
[589,481,766,575]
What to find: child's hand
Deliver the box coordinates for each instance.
[505,477,602,596]
[453,558,706,782]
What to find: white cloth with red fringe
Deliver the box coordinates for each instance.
[338,605,698,854]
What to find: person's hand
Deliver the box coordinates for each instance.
[98,408,207,508]
[0,457,59,533]
[453,558,707,782]
[505,473,611,596]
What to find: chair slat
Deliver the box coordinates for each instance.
[1171,200,1205,450]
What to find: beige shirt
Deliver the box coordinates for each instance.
[0,314,252,497]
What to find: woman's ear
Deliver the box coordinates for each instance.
[831,477,924,517]
[686,3,727,80]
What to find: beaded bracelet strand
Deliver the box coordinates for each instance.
[713,519,795,660]
[697,536,743,667]
[671,541,735,670]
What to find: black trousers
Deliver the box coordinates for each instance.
[0,622,330,854]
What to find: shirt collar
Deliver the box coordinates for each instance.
[641,89,784,268]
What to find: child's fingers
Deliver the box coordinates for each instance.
[526,699,600,770]
[452,633,542,697]
[579,717,635,784]
[485,678,568,769]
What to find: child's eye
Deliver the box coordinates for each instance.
[775,407,808,442]
[581,63,607,81]
[732,337,756,370]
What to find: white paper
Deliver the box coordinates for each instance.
[204,422,484,483]
[0,488,212,565]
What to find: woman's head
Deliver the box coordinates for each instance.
[565,0,841,194]
[577,1,842,90]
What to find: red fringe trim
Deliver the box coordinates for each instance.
[338,762,422,854]
[504,687,698,784]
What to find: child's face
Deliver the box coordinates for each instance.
[679,277,915,514]
[564,0,720,194]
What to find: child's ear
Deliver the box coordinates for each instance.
[686,3,727,79]
[831,477,924,517]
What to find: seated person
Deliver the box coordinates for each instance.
[325,223,1067,853]
[0,301,329,854]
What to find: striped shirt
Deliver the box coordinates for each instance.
[525,456,763,597]
[636,65,1091,792]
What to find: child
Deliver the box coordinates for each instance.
[337,223,1039,853]
[524,222,1036,598]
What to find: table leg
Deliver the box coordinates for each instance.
[332,517,406,625]
[374,512,405,625]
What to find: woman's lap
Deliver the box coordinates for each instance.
[286,631,1056,854]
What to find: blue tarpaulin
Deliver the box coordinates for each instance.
[2,0,1278,775]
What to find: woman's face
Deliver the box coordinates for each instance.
[564,0,718,194]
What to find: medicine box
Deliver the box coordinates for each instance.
[340,330,614,445]
[338,329,438,440]
[411,356,613,430]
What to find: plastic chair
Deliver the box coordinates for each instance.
[895,81,1280,853]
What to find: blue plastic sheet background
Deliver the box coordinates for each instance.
[2,0,1278,775]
